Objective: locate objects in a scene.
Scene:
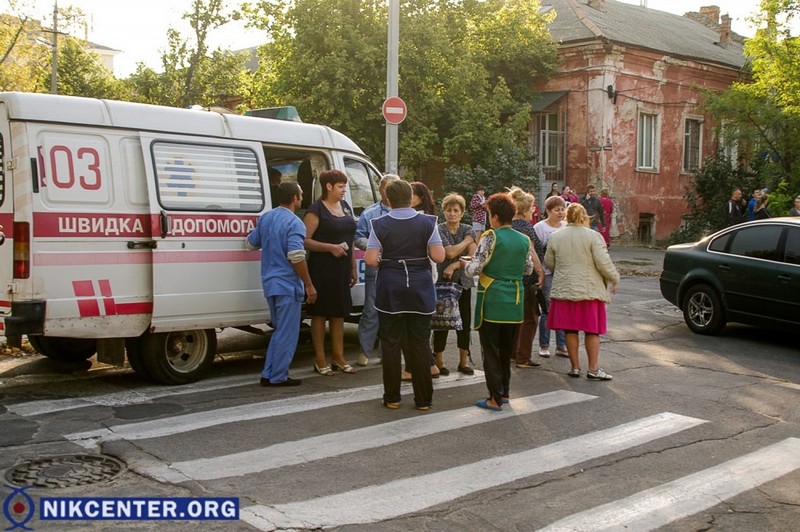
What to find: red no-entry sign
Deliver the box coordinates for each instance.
[382,96,407,125]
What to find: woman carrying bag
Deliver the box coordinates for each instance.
[432,193,477,376]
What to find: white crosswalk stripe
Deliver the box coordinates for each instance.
[540,437,800,531]
[64,374,483,448]
[239,412,707,530]
[16,369,798,530]
[135,390,598,483]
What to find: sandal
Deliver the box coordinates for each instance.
[313,363,334,376]
[475,398,502,411]
[383,401,400,409]
[457,364,474,375]
[331,362,356,374]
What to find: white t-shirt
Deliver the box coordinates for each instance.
[533,220,566,275]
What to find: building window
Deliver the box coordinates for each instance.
[684,118,702,172]
[637,113,657,170]
[536,113,563,169]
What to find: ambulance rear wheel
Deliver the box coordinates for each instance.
[125,338,152,380]
[140,329,217,384]
[28,336,97,363]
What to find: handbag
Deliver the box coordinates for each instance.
[430,282,464,331]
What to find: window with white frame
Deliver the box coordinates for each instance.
[637,112,657,170]
[684,118,702,172]
[535,113,563,169]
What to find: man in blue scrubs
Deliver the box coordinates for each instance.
[246,182,317,386]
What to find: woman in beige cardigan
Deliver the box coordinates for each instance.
[544,203,619,380]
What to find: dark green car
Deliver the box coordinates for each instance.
[660,218,800,335]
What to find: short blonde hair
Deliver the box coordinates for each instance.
[441,193,466,212]
[566,202,590,227]
[508,186,534,216]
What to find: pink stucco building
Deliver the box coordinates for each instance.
[535,0,746,243]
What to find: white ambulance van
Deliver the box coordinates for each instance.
[0,92,382,384]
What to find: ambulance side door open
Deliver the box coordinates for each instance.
[139,134,269,331]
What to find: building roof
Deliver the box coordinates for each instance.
[542,0,746,69]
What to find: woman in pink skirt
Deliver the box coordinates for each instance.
[544,203,619,380]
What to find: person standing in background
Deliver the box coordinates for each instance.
[354,174,400,366]
[366,179,445,411]
[246,182,317,387]
[463,193,533,412]
[599,188,613,247]
[580,184,605,233]
[534,195,568,359]
[746,188,761,221]
[470,186,488,238]
[545,203,619,381]
[304,169,358,376]
[509,187,546,369]
[790,195,800,216]
[546,182,560,199]
[726,188,746,227]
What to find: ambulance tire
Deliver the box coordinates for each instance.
[140,329,217,385]
[125,338,153,381]
[28,336,97,363]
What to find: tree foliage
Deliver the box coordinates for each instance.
[1,1,124,97]
[124,0,248,108]
[240,0,557,176]
[681,0,800,240]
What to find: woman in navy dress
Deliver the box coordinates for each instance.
[304,169,358,375]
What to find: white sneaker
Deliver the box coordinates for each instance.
[357,353,369,366]
[538,347,551,357]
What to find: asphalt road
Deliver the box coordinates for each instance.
[1,248,799,531]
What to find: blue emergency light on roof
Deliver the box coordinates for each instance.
[245,106,302,122]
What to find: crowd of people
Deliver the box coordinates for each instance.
[247,178,620,413]
[727,187,800,226]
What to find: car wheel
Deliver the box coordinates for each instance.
[136,329,217,385]
[682,284,725,335]
[28,336,97,363]
[125,337,153,381]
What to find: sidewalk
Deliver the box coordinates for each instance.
[608,245,665,277]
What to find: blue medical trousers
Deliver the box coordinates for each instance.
[262,294,301,383]
[357,264,380,358]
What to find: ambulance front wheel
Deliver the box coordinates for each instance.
[28,336,97,363]
[138,329,217,384]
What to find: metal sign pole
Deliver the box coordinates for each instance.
[385,0,399,174]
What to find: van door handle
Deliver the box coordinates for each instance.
[127,241,158,249]
[159,210,171,238]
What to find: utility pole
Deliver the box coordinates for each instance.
[384,0,399,174]
[50,0,58,94]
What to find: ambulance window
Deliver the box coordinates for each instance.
[262,148,330,215]
[344,159,381,216]
[152,142,264,212]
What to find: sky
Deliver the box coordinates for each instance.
[19,0,774,78]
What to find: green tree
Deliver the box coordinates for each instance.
[49,36,126,98]
[125,0,248,108]
[1,2,125,97]
[690,0,800,238]
[240,0,557,177]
